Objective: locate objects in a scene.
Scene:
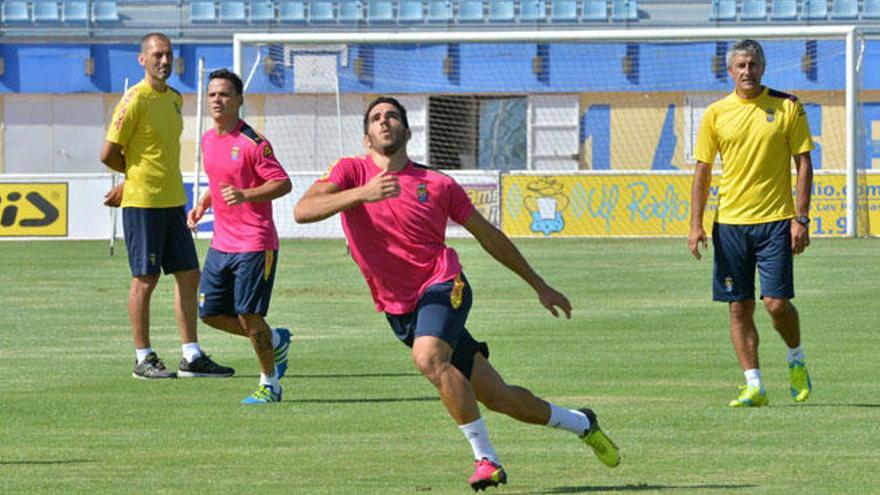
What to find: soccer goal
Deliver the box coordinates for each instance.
[233,26,870,238]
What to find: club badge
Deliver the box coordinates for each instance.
[230,146,240,161]
[416,183,429,203]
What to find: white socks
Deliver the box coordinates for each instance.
[181,342,203,363]
[787,344,805,364]
[547,404,590,436]
[260,372,280,393]
[135,347,154,364]
[744,368,764,393]
[459,418,499,464]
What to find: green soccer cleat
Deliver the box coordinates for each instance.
[578,408,621,468]
[789,360,812,402]
[241,384,282,405]
[729,385,768,408]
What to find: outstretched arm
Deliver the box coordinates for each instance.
[688,161,712,260]
[187,191,211,231]
[294,172,400,224]
[462,211,571,319]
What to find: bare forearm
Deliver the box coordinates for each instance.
[294,187,364,223]
[242,179,292,204]
[476,225,544,291]
[690,162,712,229]
[795,153,813,216]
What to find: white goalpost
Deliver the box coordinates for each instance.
[233,26,868,238]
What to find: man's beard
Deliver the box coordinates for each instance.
[370,133,405,155]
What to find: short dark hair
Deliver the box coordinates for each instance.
[363,96,409,134]
[208,68,244,96]
[140,32,171,54]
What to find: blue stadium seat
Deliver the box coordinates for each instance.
[709,0,736,20]
[398,0,423,21]
[829,0,856,18]
[279,0,305,21]
[770,0,797,19]
[458,0,484,21]
[519,0,546,21]
[366,0,392,21]
[740,0,767,19]
[249,0,275,21]
[91,0,118,21]
[338,0,363,22]
[426,0,452,21]
[582,0,607,21]
[864,0,880,18]
[219,0,246,21]
[610,0,636,20]
[62,0,89,22]
[33,0,61,22]
[549,0,576,21]
[308,0,334,21]
[488,0,514,21]
[802,0,827,18]
[2,0,30,22]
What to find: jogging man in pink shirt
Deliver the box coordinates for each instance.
[187,69,292,404]
[294,97,620,491]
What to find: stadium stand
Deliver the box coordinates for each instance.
[488,0,514,21]
[866,0,880,18]
[219,0,247,22]
[250,0,276,22]
[61,0,89,22]
[338,0,363,22]
[803,0,828,19]
[710,0,736,20]
[741,0,767,19]
[367,0,394,21]
[398,0,424,21]
[426,0,453,22]
[830,0,856,18]
[550,0,578,22]
[278,0,305,21]
[2,0,30,22]
[771,0,798,19]
[34,0,61,22]
[520,0,546,21]
[582,0,607,21]
[611,0,636,20]
[190,0,217,21]
[457,0,484,21]
[91,0,118,22]
[308,0,334,21]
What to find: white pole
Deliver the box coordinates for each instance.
[109,77,129,257]
[845,29,857,238]
[193,58,206,240]
[334,56,344,158]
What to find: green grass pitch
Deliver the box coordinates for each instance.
[0,237,878,494]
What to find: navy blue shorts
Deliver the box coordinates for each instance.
[385,273,489,380]
[198,248,278,317]
[712,220,794,302]
[123,206,199,277]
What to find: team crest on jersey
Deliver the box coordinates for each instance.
[263,144,274,158]
[230,146,240,161]
[724,276,734,293]
[765,108,775,122]
[416,183,429,203]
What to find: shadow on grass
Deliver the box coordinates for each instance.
[521,483,757,494]
[286,396,438,404]
[231,372,420,380]
[0,460,92,466]
[777,402,880,408]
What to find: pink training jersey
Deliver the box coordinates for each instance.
[320,155,476,314]
[201,120,289,253]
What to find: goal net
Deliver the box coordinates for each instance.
[231,27,871,238]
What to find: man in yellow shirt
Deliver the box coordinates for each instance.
[100,32,233,379]
[689,40,813,408]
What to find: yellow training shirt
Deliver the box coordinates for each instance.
[106,80,186,208]
[693,87,813,224]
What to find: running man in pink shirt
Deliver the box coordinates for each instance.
[187,69,292,405]
[295,97,620,491]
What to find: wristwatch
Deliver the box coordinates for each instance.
[794,215,811,226]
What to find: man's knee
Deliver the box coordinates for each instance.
[763,297,795,319]
[201,314,225,329]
